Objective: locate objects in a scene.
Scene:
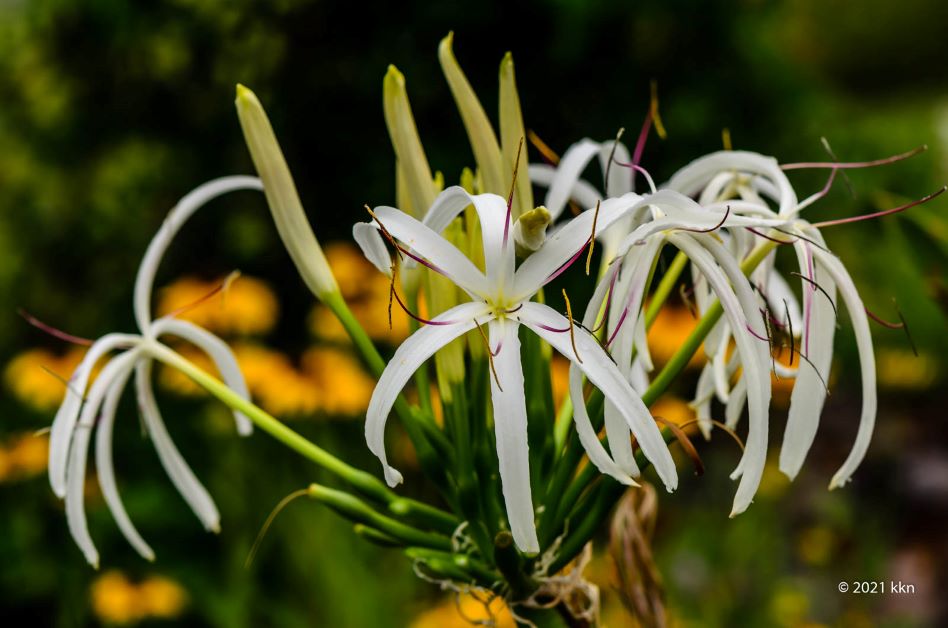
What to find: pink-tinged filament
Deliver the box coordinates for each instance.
[542,237,593,287]
[781,145,927,170]
[18,308,93,346]
[811,186,946,229]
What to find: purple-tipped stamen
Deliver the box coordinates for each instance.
[781,145,927,171]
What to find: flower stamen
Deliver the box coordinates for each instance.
[562,289,583,364]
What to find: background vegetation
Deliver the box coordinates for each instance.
[1,0,946,625]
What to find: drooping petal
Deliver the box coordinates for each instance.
[133,175,264,333]
[151,317,253,436]
[135,358,220,532]
[95,353,156,562]
[487,319,539,553]
[570,266,640,481]
[512,193,642,301]
[66,350,141,567]
[813,248,877,490]
[669,233,771,516]
[366,302,490,486]
[519,302,678,491]
[368,205,489,297]
[49,332,140,498]
[779,240,837,479]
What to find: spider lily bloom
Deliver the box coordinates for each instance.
[48,176,260,567]
[354,186,678,552]
[667,150,886,489]
[580,189,789,515]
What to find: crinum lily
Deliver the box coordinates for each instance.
[666,149,925,489]
[47,176,260,567]
[354,185,679,552]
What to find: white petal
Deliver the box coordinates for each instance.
[487,319,539,553]
[779,242,837,479]
[665,150,798,217]
[369,205,489,297]
[725,377,748,429]
[519,302,678,491]
[134,176,263,332]
[151,317,253,436]
[566,365,639,484]
[422,187,514,290]
[366,302,489,486]
[598,140,632,198]
[49,332,140,498]
[543,139,602,219]
[511,193,641,301]
[669,233,771,516]
[691,364,716,440]
[135,358,220,532]
[66,350,141,567]
[813,248,876,489]
[353,222,394,276]
[528,164,602,217]
[95,353,156,562]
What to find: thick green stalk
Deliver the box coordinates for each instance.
[148,342,458,534]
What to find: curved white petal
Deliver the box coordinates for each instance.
[780,241,837,479]
[669,233,771,516]
[366,302,489,486]
[95,352,156,562]
[599,140,632,198]
[135,358,220,532]
[49,332,140,498]
[813,248,876,489]
[134,176,263,332]
[512,193,641,301]
[487,319,539,553]
[543,139,602,219]
[66,350,140,567]
[353,222,394,276]
[422,187,514,290]
[151,317,253,436]
[528,164,602,212]
[518,302,678,491]
[368,205,488,297]
[665,150,798,217]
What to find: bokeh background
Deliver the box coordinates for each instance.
[2,0,947,626]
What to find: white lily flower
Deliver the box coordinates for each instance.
[355,186,679,552]
[668,150,880,489]
[575,188,785,515]
[48,176,260,567]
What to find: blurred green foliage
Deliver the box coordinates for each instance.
[1,0,946,626]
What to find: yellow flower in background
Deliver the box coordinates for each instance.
[301,347,375,416]
[159,342,373,418]
[91,571,187,624]
[156,274,278,336]
[137,575,189,619]
[310,242,410,344]
[550,354,570,409]
[650,396,697,434]
[647,306,703,368]
[410,593,515,628]
[4,347,90,411]
[0,432,49,483]
[877,348,938,389]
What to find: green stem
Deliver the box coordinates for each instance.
[308,484,452,551]
[148,342,458,534]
